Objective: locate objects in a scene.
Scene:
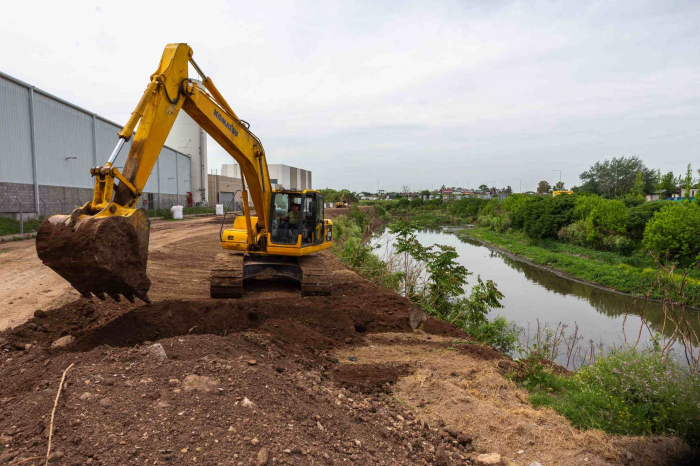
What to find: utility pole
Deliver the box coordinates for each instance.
[552,169,561,186]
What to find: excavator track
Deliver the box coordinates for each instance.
[210,252,244,299]
[299,254,332,297]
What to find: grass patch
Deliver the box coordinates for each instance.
[460,228,700,303]
[513,349,700,446]
[0,218,43,236]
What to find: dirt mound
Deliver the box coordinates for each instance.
[330,362,412,393]
[325,205,383,229]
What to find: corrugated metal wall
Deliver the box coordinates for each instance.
[0,77,33,183]
[0,71,189,212]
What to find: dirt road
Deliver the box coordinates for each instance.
[0,215,695,465]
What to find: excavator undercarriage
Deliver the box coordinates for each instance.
[210,253,332,299]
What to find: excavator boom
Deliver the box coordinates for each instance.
[36,44,273,302]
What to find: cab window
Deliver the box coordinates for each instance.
[269,193,301,245]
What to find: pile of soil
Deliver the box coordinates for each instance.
[0,249,469,465]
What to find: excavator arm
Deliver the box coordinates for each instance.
[35,43,271,303]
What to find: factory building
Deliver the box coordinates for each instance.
[221,163,312,190]
[0,71,208,219]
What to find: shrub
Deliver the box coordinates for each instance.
[643,202,700,266]
[557,219,588,246]
[447,197,489,218]
[397,197,410,208]
[521,348,700,446]
[522,195,576,239]
[625,202,667,241]
[601,234,635,255]
[409,197,423,209]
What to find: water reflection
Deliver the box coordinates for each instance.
[456,236,700,341]
[376,229,698,364]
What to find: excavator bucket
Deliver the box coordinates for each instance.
[35,206,151,303]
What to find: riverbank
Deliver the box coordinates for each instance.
[460,227,700,306]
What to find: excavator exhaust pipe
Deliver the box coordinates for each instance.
[36,206,152,303]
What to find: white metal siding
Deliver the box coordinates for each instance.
[0,76,33,183]
[177,152,190,196]
[158,148,177,195]
[34,93,93,188]
[143,158,159,194]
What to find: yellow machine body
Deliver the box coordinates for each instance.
[35,43,333,302]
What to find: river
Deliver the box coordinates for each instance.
[375,228,699,367]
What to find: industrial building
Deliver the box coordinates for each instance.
[208,163,312,212]
[0,71,208,219]
[221,163,312,190]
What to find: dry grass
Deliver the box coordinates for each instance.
[335,332,693,465]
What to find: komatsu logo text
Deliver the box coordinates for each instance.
[214,109,239,137]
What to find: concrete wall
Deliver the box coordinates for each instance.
[208,174,243,209]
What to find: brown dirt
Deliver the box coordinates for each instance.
[0,215,697,465]
[35,212,151,301]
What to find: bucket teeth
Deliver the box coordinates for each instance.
[95,292,107,301]
[108,293,122,302]
[124,293,136,303]
[81,291,93,299]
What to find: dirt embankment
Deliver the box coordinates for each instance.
[0,216,696,465]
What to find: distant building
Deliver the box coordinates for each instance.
[221,163,312,190]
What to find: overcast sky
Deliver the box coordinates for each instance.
[3,0,699,192]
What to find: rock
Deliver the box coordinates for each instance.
[256,448,269,465]
[48,451,64,463]
[51,335,75,348]
[156,401,170,408]
[317,421,324,431]
[169,378,180,386]
[476,453,503,466]
[241,397,255,408]
[147,343,167,360]
[139,378,154,384]
[99,398,113,407]
[344,337,352,344]
[248,359,257,366]
[183,375,219,393]
[251,437,260,446]
[528,463,544,466]
[409,305,427,330]
[79,392,97,401]
[34,309,48,318]
[354,439,361,448]
[435,448,449,466]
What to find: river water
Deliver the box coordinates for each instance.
[375,228,699,367]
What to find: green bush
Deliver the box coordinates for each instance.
[625,202,667,241]
[409,197,423,209]
[447,197,489,218]
[397,197,410,208]
[522,195,576,239]
[643,202,700,266]
[519,348,700,446]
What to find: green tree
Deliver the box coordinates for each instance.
[643,203,700,266]
[554,181,565,191]
[683,164,695,202]
[631,171,645,197]
[478,184,489,192]
[425,245,471,316]
[579,156,654,198]
[536,180,551,194]
[658,171,677,194]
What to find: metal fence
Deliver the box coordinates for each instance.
[0,70,191,218]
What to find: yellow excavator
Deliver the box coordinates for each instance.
[35,43,334,303]
[334,193,348,208]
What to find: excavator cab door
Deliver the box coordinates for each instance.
[314,195,325,245]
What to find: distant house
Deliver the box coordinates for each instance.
[680,187,698,201]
